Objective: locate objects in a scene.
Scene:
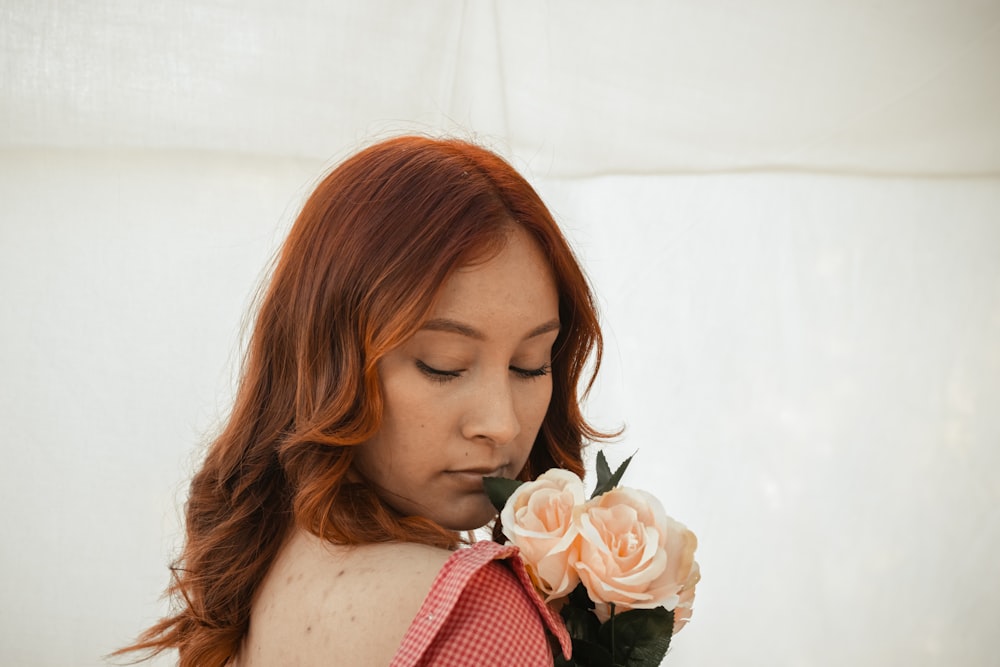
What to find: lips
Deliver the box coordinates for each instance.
[452,466,506,476]
[446,465,508,491]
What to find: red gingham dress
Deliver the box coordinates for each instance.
[390,541,572,666]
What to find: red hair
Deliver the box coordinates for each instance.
[116,136,608,666]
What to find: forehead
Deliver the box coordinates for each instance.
[429,227,559,326]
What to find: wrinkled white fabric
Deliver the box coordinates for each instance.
[2,0,999,175]
[2,3,999,666]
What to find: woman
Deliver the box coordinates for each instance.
[117,136,608,666]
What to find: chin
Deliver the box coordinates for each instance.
[437,503,497,532]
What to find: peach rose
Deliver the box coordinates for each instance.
[670,557,700,634]
[501,468,586,601]
[574,487,699,633]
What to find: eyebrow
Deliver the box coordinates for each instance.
[419,317,561,341]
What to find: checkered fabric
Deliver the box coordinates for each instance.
[390,541,572,666]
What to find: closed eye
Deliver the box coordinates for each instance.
[416,360,463,383]
[416,360,551,382]
[511,363,551,380]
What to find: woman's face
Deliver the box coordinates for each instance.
[355,226,560,531]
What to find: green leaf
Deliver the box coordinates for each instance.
[590,452,636,499]
[598,607,674,667]
[482,476,523,512]
[561,601,600,643]
[567,581,595,611]
[569,637,616,667]
[596,450,613,489]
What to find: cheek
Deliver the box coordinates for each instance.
[380,371,433,427]
[514,382,554,473]
[520,380,555,430]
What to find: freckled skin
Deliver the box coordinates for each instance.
[240,229,561,666]
[355,227,561,531]
[241,532,454,666]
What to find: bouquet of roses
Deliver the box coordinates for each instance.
[485,453,699,667]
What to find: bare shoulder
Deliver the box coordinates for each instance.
[238,529,453,667]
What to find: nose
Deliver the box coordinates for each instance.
[461,374,521,446]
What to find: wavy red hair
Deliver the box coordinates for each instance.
[115,136,608,666]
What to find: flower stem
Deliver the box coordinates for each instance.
[609,603,616,662]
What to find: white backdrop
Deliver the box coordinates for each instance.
[2,2,999,666]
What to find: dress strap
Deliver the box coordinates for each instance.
[391,541,571,666]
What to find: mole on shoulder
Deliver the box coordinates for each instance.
[337,569,345,577]
[305,625,312,634]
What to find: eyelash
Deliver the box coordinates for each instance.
[416,360,552,383]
